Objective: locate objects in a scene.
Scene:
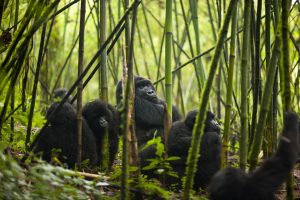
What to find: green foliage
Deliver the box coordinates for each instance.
[0,143,109,199]
[141,136,179,179]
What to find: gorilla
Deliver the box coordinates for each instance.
[167,110,221,190]
[208,112,300,200]
[82,100,120,168]
[32,102,98,168]
[116,76,181,175]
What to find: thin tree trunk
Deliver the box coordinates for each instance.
[98,0,109,171]
[76,0,86,168]
[164,0,172,151]
[221,2,238,168]
[182,1,237,198]
[25,22,47,149]
[239,0,251,171]
[281,0,293,199]
[249,25,282,171]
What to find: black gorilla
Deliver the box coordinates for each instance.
[116,76,181,175]
[208,112,300,200]
[82,100,120,168]
[116,76,181,145]
[167,110,221,189]
[32,102,97,168]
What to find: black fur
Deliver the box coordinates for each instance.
[82,100,120,167]
[32,102,97,168]
[208,112,300,200]
[116,76,181,175]
[167,110,221,189]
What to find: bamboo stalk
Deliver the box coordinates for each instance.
[189,0,206,89]
[239,0,251,171]
[98,0,109,171]
[76,0,86,168]
[164,0,173,149]
[182,1,237,198]
[249,25,282,171]
[221,2,238,168]
[25,20,48,149]
[281,1,293,199]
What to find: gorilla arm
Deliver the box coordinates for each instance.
[135,96,181,127]
[249,112,299,193]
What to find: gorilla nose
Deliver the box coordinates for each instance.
[147,90,155,96]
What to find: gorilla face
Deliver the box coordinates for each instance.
[116,76,160,104]
[82,101,113,137]
[135,80,159,103]
[184,110,220,134]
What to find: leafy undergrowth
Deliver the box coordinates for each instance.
[2,142,300,200]
[0,145,114,199]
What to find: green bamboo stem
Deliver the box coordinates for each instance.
[182,1,237,198]
[221,2,238,168]
[239,0,251,171]
[10,0,20,142]
[281,1,293,199]
[189,0,206,89]
[250,0,262,152]
[99,0,109,170]
[179,0,201,93]
[164,0,173,146]
[249,25,282,171]
[76,0,86,169]
[99,0,108,101]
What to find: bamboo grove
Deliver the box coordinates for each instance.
[0,0,299,199]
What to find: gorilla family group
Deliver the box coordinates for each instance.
[31,76,300,200]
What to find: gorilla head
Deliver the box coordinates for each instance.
[116,76,159,104]
[184,110,220,133]
[82,100,120,167]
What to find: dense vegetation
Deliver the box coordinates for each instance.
[0,0,299,199]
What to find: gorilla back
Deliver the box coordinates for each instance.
[208,112,300,200]
[32,102,97,168]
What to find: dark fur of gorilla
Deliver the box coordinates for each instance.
[82,100,120,167]
[32,102,98,168]
[167,110,221,189]
[116,76,181,176]
[208,112,300,200]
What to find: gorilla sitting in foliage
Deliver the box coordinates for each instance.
[167,110,221,190]
[32,102,98,168]
[82,100,120,168]
[208,112,300,200]
[116,76,181,175]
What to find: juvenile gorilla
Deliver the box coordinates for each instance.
[116,76,181,174]
[82,100,120,167]
[208,112,300,200]
[167,110,221,189]
[32,102,98,168]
